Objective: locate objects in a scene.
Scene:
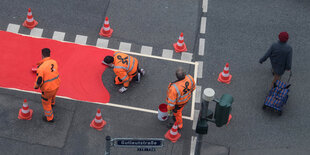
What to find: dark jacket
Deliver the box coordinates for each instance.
[260,41,292,75]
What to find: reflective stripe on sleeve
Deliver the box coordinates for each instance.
[167,97,176,103]
[168,103,175,107]
[120,75,128,81]
[172,84,181,98]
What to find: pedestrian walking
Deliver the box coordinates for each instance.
[34,48,60,123]
[259,32,293,88]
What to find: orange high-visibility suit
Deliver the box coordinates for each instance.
[34,57,60,121]
[166,74,195,129]
[113,51,139,88]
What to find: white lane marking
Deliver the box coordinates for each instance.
[190,61,199,120]
[190,136,197,155]
[119,42,131,52]
[162,49,173,59]
[0,87,194,120]
[202,0,208,13]
[200,17,207,34]
[14,33,196,65]
[30,28,43,37]
[52,31,65,41]
[96,38,109,48]
[140,46,152,55]
[6,23,20,33]
[197,61,203,78]
[192,110,200,130]
[199,38,205,56]
[181,52,193,62]
[195,85,202,103]
[75,35,88,45]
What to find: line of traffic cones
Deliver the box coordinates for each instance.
[23,8,38,29]
[90,108,107,131]
[218,63,232,84]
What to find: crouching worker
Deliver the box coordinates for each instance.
[102,51,145,93]
[166,68,196,129]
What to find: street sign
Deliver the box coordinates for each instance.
[113,138,164,148]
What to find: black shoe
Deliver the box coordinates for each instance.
[42,116,54,123]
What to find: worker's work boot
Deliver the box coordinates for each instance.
[42,116,54,123]
[118,87,128,93]
[136,73,141,83]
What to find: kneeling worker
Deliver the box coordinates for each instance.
[102,51,145,93]
[166,68,196,129]
[34,48,60,123]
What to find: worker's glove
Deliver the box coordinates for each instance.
[168,110,173,115]
[259,59,263,64]
[34,85,39,89]
[102,61,114,68]
[172,108,178,113]
[118,87,128,93]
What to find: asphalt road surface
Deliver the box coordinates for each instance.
[0,0,310,155]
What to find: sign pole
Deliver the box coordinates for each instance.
[105,136,112,155]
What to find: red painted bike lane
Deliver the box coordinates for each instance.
[0,31,112,103]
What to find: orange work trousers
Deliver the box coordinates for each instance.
[173,106,185,129]
[41,88,58,121]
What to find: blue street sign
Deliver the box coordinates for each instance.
[113,138,164,148]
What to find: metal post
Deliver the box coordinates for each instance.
[195,88,215,155]
[105,136,112,155]
[195,100,209,155]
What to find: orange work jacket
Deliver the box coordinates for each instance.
[166,75,196,111]
[35,57,60,91]
[113,51,138,87]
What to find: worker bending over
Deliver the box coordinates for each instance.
[166,68,195,129]
[34,48,60,123]
[102,51,145,93]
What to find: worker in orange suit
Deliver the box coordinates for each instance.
[34,48,60,123]
[166,68,196,129]
[102,51,145,93]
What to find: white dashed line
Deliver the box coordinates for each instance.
[195,85,202,103]
[192,110,200,130]
[75,35,88,45]
[200,17,207,34]
[197,61,203,78]
[96,38,109,48]
[190,136,197,155]
[202,0,208,13]
[52,31,65,41]
[119,42,132,52]
[30,28,43,37]
[162,49,173,59]
[181,52,193,62]
[199,38,205,56]
[6,23,20,33]
[140,46,152,55]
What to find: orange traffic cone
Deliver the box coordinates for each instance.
[23,8,38,29]
[173,32,187,52]
[226,114,232,125]
[99,17,113,37]
[218,63,232,84]
[18,99,33,120]
[90,108,106,131]
[165,122,181,143]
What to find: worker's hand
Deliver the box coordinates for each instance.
[168,110,172,115]
[34,84,39,89]
[118,87,128,93]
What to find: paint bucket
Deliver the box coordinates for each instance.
[158,103,168,121]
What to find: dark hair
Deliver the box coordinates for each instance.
[176,68,186,80]
[42,48,51,57]
[104,56,114,64]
